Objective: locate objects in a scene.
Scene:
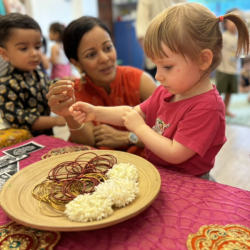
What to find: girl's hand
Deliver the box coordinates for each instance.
[69,102,96,124]
[46,80,75,117]
[122,109,145,133]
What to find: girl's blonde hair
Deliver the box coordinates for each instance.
[144,2,249,74]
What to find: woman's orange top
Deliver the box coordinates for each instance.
[74,66,145,157]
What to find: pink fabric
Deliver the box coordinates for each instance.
[50,63,71,79]
[140,85,227,176]
[1,136,250,250]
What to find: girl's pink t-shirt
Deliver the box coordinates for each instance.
[140,85,227,176]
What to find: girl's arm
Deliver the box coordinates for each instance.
[136,123,196,164]
[69,103,134,127]
[50,44,59,65]
[3,0,11,13]
[123,106,196,164]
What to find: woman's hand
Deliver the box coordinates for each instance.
[55,116,66,126]
[69,102,96,124]
[122,109,146,133]
[46,80,75,117]
[93,124,129,148]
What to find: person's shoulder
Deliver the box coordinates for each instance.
[0,74,13,84]
[189,86,224,111]
[117,65,143,74]
[116,66,144,82]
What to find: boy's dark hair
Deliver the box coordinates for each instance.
[0,13,42,47]
[42,36,47,54]
[50,22,65,42]
[63,16,111,61]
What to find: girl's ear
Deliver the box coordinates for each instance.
[199,49,213,71]
[0,47,10,62]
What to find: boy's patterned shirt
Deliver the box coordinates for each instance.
[0,65,53,136]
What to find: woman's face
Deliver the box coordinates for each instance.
[75,26,117,86]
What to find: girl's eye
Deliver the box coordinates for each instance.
[164,66,173,70]
[20,48,27,51]
[36,46,41,50]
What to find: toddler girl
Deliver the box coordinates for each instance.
[49,22,71,79]
[68,3,249,179]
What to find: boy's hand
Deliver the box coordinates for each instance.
[69,102,96,124]
[47,80,75,117]
[122,109,145,133]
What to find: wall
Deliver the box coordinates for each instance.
[98,0,113,38]
[25,0,98,39]
[188,0,250,16]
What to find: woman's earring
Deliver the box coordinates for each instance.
[76,67,86,84]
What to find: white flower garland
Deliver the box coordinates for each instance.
[65,193,113,222]
[95,179,139,207]
[106,163,139,181]
[64,162,139,222]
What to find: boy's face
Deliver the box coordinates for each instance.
[0,28,42,71]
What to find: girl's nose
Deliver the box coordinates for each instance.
[155,70,165,82]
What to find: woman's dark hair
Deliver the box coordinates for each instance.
[0,13,42,47]
[63,16,111,60]
[49,22,65,42]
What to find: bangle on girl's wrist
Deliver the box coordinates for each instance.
[67,123,84,131]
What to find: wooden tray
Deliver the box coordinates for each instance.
[0,150,161,232]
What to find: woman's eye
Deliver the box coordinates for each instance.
[86,52,96,58]
[104,45,113,52]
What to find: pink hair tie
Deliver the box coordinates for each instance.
[218,16,224,22]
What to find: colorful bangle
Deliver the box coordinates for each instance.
[67,123,85,131]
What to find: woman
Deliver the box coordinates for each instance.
[46,16,156,156]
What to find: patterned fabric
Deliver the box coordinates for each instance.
[187,224,250,250]
[1,135,250,249]
[0,221,60,250]
[0,64,54,137]
[74,66,145,157]
[0,128,32,149]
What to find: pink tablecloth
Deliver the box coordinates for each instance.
[1,135,250,250]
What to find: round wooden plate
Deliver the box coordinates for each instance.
[0,150,161,231]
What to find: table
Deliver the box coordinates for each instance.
[1,135,250,250]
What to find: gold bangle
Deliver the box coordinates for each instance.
[67,123,85,131]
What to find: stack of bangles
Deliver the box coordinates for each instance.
[32,152,117,216]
